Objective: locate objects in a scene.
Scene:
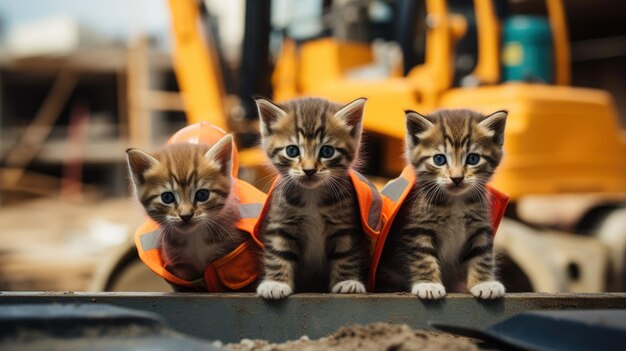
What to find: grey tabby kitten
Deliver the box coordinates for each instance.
[255,97,370,299]
[127,135,245,290]
[376,109,507,299]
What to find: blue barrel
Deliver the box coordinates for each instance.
[502,16,553,83]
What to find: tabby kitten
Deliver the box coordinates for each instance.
[127,135,246,286]
[376,109,507,299]
[255,97,370,299]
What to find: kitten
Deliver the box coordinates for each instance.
[127,134,246,287]
[255,97,370,299]
[376,109,507,299]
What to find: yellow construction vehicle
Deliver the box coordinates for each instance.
[271,0,626,193]
[266,0,626,292]
[93,0,626,293]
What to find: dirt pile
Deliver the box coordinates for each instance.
[225,323,478,351]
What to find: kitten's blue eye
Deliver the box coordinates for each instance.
[285,145,300,158]
[161,191,175,204]
[433,154,447,166]
[319,145,335,158]
[195,189,210,202]
[466,153,480,165]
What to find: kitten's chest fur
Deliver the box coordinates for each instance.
[416,197,488,285]
[160,215,244,280]
[381,190,490,290]
[432,201,467,263]
[268,181,361,289]
[276,190,344,265]
[297,192,333,269]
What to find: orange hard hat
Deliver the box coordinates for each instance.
[167,122,239,177]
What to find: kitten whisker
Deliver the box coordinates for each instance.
[326,175,352,212]
[467,182,489,208]
[412,181,440,213]
[255,171,281,189]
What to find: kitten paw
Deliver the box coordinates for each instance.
[470,281,505,299]
[256,281,293,300]
[411,282,446,299]
[331,280,366,294]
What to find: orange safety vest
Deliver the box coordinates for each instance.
[134,178,266,291]
[253,170,383,257]
[368,166,509,290]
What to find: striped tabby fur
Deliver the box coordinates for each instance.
[126,135,245,289]
[376,109,507,299]
[255,97,370,299]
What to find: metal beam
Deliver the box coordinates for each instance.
[1,292,625,343]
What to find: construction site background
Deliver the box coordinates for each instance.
[0,0,625,293]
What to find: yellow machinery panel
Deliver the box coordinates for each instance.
[272,0,465,144]
[168,0,226,129]
[440,83,626,199]
[273,38,420,140]
[305,78,419,139]
[298,38,374,93]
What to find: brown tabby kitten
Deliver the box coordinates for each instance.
[127,135,246,286]
[376,109,507,299]
[255,97,370,299]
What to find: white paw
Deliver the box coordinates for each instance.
[331,280,366,294]
[470,281,505,299]
[411,282,446,299]
[256,281,293,300]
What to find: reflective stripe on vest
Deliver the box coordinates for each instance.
[239,203,263,219]
[139,230,160,251]
[353,171,383,232]
[380,176,409,202]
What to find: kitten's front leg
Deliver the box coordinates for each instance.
[463,227,505,299]
[256,230,298,299]
[406,228,446,299]
[328,230,367,294]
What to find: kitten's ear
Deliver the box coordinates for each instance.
[205,134,233,176]
[405,110,434,148]
[479,110,508,146]
[255,98,286,135]
[335,97,366,136]
[126,148,159,185]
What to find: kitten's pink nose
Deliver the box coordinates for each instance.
[180,214,193,223]
[303,169,317,177]
[450,177,464,186]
